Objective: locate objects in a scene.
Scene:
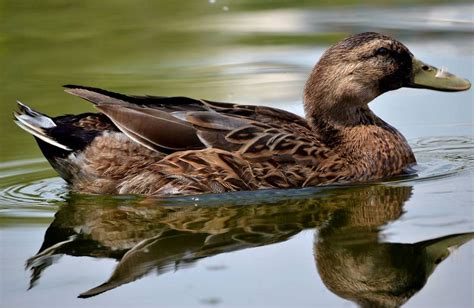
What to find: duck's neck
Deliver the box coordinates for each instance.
[303,74,382,137]
[306,104,384,150]
[304,92,416,178]
[303,61,381,127]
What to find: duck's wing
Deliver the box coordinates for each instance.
[78,227,302,298]
[63,85,321,161]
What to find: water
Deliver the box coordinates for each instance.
[1,1,473,307]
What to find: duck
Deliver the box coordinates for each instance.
[14,32,471,196]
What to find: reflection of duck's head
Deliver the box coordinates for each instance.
[315,189,474,307]
[305,32,471,125]
[316,233,473,308]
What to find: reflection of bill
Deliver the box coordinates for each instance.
[26,184,473,305]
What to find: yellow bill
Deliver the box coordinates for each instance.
[407,58,471,92]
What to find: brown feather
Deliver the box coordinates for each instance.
[96,104,204,152]
[181,111,251,131]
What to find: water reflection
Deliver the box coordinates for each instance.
[26,184,473,305]
[315,198,473,307]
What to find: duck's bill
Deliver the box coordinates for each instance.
[406,58,471,92]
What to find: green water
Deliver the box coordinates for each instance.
[1,1,473,307]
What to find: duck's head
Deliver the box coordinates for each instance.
[304,32,471,124]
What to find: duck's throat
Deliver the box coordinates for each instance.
[308,108,416,179]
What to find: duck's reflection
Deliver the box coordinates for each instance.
[27,185,473,306]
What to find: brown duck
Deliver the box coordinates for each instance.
[14,32,471,196]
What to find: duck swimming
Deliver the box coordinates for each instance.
[14,32,471,196]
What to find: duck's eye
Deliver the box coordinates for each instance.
[375,47,389,56]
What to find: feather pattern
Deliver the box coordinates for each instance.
[56,84,361,195]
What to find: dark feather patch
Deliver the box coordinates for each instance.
[226,126,264,143]
[96,104,205,152]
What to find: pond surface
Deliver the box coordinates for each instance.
[1,1,473,307]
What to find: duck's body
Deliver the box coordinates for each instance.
[14,32,470,196]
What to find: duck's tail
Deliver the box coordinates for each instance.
[13,101,72,151]
[13,101,117,185]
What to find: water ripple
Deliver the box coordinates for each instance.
[410,136,474,180]
[0,159,66,217]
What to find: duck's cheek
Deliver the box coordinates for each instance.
[337,78,379,105]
